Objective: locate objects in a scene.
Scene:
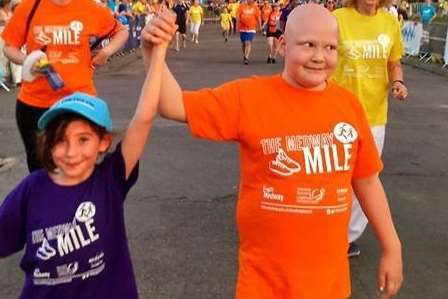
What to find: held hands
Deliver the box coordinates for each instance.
[377,248,403,299]
[391,80,408,101]
[141,10,178,50]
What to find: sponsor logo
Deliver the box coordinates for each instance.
[296,187,325,203]
[262,186,284,202]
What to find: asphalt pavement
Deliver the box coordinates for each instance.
[0,24,447,299]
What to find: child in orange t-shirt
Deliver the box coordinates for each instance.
[142,4,403,299]
[236,0,261,64]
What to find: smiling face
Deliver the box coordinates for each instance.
[50,119,111,185]
[279,4,338,90]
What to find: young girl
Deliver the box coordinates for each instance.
[220,7,233,42]
[0,16,174,298]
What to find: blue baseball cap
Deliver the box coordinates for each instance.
[38,92,113,132]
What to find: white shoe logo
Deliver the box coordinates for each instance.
[36,238,56,261]
[269,148,301,176]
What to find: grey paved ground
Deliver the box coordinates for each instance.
[0,24,447,298]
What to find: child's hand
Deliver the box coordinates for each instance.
[141,10,178,50]
[377,249,403,299]
[391,81,408,101]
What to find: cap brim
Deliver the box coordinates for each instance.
[38,107,110,131]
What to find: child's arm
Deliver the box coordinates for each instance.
[120,20,173,179]
[352,174,403,299]
[141,11,187,122]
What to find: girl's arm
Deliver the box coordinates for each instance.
[120,42,168,179]
[352,174,403,299]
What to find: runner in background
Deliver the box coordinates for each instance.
[236,0,261,64]
[173,0,189,50]
[188,0,204,44]
[265,2,282,63]
[260,0,272,35]
[220,6,233,42]
[228,0,240,35]
[1,0,129,172]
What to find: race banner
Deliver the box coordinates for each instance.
[401,21,423,56]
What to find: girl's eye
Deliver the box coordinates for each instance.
[326,45,337,51]
[79,137,89,144]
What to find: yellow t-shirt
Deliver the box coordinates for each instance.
[332,8,404,126]
[220,12,232,30]
[189,5,203,24]
[228,2,240,18]
[132,1,146,14]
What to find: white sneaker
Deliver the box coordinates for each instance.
[269,148,301,176]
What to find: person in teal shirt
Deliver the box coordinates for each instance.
[420,0,436,25]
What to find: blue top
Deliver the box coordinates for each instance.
[0,143,139,299]
[420,3,436,25]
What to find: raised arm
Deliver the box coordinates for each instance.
[121,25,173,179]
[352,174,403,299]
[141,11,187,122]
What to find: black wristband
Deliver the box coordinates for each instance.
[391,79,405,86]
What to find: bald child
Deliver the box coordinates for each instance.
[141,4,403,299]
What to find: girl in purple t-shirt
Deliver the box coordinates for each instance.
[0,16,176,299]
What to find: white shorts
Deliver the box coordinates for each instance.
[190,22,201,35]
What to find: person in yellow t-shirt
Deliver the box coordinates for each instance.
[220,7,233,42]
[188,0,203,44]
[332,0,408,258]
[228,0,239,34]
[132,0,148,14]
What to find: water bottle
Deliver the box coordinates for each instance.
[38,60,64,91]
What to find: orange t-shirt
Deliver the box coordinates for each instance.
[183,75,383,299]
[237,3,261,32]
[267,10,281,33]
[261,4,272,22]
[1,0,124,108]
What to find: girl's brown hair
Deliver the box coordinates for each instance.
[36,113,108,173]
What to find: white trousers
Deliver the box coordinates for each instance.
[348,125,385,242]
[190,22,201,35]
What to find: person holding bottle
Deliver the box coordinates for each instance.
[1,0,128,172]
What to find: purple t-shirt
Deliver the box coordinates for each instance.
[0,143,139,299]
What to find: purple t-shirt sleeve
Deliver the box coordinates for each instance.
[100,142,139,198]
[0,178,29,257]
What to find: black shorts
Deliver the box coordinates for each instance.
[266,30,282,39]
[177,22,187,34]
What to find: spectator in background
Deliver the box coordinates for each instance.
[420,0,436,25]
[324,0,336,11]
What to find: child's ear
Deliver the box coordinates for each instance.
[99,133,113,153]
[278,35,286,57]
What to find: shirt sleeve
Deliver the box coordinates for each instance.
[100,142,139,199]
[351,97,384,179]
[183,79,241,141]
[95,3,125,38]
[0,0,32,48]
[0,178,29,257]
[389,18,404,62]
